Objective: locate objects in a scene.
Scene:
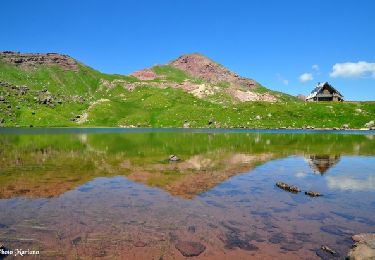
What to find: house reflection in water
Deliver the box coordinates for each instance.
[305,155,341,174]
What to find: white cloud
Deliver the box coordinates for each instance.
[299,73,313,82]
[326,175,375,191]
[312,64,319,71]
[295,171,307,178]
[276,73,289,85]
[330,61,375,78]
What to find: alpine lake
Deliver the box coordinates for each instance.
[0,128,374,259]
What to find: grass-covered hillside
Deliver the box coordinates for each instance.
[0,51,374,129]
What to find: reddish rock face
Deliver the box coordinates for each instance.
[0,51,79,71]
[130,68,157,80]
[170,53,257,89]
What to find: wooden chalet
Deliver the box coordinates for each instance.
[306,82,344,102]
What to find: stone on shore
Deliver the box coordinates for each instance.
[169,155,180,162]
[347,233,375,260]
[365,121,374,128]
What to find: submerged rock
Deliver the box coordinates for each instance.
[168,155,180,162]
[320,225,353,236]
[187,226,196,233]
[134,241,147,247]
[281,242,303,251]
[276,182,301,193]
[71,236,82,246]
[221,231,258,251]
[175,241,206,257]
[347,233,375,260]
[268,233,286,244]
[305,191,322,197]
[0,223,8,228]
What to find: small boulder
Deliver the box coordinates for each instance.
[175,241,206,257]
[321,245,337,255]
[276,182,301,193]
[342,124,349,129]
[183,121,190,128]
[305,191,322,197]
[0,96,5,101]
[169,155,180,162]
[365,121,375,128]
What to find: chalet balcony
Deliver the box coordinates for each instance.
[316,93,334,98]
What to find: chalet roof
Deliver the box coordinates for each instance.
[306,82,343,100]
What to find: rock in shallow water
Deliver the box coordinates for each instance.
[175,241,206,257]
[316,248,340,260]
[321,245,337,255]
[187,226,196,233]
[276,182,301,193]
[305,191,322,197]
[347,233,375,260]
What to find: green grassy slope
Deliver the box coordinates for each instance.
[0,58,374,128]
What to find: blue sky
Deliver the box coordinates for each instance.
[1,0,374,100]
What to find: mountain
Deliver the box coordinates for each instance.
[116,52,287,103]
[0,51,374,128]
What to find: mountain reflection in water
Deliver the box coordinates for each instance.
[0,129,375,259]
[305,155,341,174]
[0,131,374,199]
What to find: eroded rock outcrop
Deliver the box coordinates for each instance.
[0,51,79,71]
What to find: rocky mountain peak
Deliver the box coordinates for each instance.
[0,51,79,72]
[170,53,258,89]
